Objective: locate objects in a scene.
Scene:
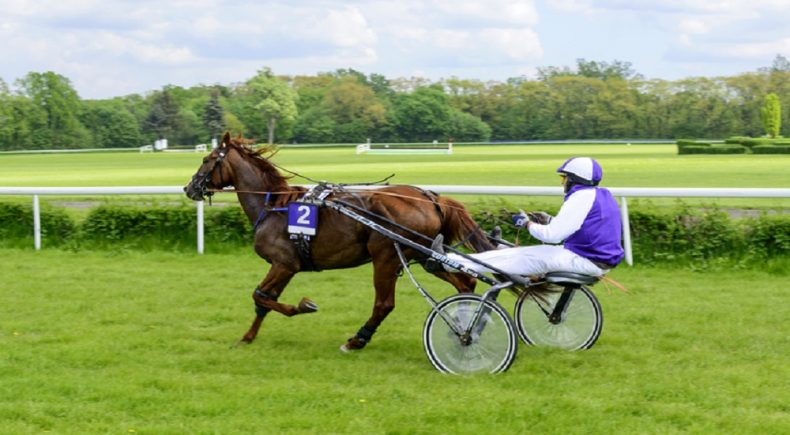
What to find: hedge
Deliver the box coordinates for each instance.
[752,145,790,154]
[1,201,788,267]
[678,145,747,154]
[741,138,790,147]
[0,202,252,251]
[680,138,790,154]
[676,139,711,147]
[0,201,75,247]
[724,136,752,145]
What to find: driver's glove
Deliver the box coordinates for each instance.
[527,211,553,225]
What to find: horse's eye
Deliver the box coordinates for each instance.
[202,158,209,164]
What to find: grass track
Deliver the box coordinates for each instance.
[1,144,789,187]
[1,144,788,210]
[1,248,788,433]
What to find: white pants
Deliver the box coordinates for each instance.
[446,245,606,277]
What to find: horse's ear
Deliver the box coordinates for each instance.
[221,132,231,148]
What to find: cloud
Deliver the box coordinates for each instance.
[546,0,790,75]
[8,0,784,98]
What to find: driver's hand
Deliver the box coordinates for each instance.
[527,211,553,225]
[511,210,528,228]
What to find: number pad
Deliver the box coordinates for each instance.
[287,202,318,235]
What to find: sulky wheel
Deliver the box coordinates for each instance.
[423,294,517,374]
[514,286,603,350]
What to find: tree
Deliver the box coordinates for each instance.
[202,89,224,141]
[761,93,782,138]
[389,85,452,141]
[576,59,641,81]
[293,106,337,143]
[15,71,90,148]
[143,87,182,141]
[292,75,334,113]
[80,100,141,148]
[447,109,491,141]
[243,67,298,145]
[758,54,790,73]
[222,111,246,136]
[322,78,387,142]
[538,59,641,81]
[771,54,790,72]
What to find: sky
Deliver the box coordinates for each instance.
[1,0,789,99]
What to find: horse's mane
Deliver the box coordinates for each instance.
[226,137,306,207]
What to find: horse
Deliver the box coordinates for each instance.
[184,132,494,351]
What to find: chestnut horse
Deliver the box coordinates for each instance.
[184,133,494,351]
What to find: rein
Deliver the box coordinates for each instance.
[204,187,472,212]
[197,148,489,246]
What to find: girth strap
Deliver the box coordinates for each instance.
[290,233,319,272]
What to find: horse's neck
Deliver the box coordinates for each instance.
[230,155,291,225]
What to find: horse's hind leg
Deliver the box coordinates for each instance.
[240,264,317,344]
[341,255,399,352]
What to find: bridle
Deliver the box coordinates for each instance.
[190,148,228,201]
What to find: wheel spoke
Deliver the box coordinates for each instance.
[515,287,603,350]
[423,295,517,374]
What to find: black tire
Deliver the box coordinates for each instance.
[423,294,517,374]
[514,286,603,350]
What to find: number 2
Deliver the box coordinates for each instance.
[297,205,311,225]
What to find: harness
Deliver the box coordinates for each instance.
[191,149,228,205]
[287,184,337,271]
[251,185,336,272]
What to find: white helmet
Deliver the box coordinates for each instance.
[557,157,603,186]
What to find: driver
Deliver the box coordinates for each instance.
[428,157,624,277]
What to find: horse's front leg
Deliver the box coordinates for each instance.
[341,254,398,352]
[239,264,318,344]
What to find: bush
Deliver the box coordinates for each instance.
[0,201,74,247]
[743,214,790,259]
[741,138,776,148]
[678,145,746,154]
[676,140,712,151]
[724,136,751,145]
[205,206,253,245]
[617,206,790,266]
[676,139,710,147]
[678,145,710,154]
[78,205,197,249]
[752,145,790,154]
[2,200,789,268]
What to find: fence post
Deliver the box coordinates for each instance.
[197,200,204,254]
[620,196,632,266]
[33,194,41,250]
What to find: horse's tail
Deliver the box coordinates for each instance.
[439,196,496,253]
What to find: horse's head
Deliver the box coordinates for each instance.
[184,132,236,201]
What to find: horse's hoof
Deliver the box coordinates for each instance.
[340,336,367,353]
[298,297,319,313]
[231,339,250,349]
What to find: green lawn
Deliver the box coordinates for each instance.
[2,145,788,432]
[1,144,788,210]
[1,144,788,187]
[0,248,787,433]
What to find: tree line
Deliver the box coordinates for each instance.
[1,56,789,150]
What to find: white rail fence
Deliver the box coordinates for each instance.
[2,186,789,265]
